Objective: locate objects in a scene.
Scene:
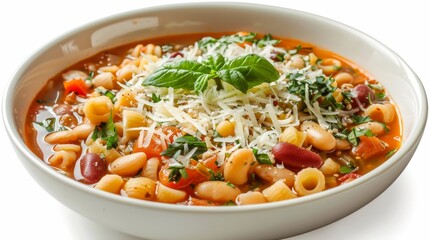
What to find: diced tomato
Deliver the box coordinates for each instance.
[159,164,205,189]
[63,79,88,96]
[355,136,387,160]
[133,126,181,159]
[338,173,361,184]
[161,126,182,142]
[133,136,164,159]
[202,154,220,172]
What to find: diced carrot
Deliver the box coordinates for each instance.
[63,79,88,96]
[354,136,387,160]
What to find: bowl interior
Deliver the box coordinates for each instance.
[3,3,427,238]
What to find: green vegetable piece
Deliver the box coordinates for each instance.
[252,148,273,165]
[161,135,207,158]
[143,60,212,90]
[34,117,56,132]
[91,112,118,150]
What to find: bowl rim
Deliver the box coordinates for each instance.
[2,2,428,213]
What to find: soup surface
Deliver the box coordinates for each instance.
[25,32,401,206]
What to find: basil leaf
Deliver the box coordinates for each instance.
[203,53,225,71]
[194,74,211,93]
[143,60,212,90]
[218,69,248,93]
[221,54,279,89]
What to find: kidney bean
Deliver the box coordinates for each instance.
[338,173,361,184]
[80,153,107,184]
[170,52,184,58]
[272,142,323,172]
[350,84,375,108]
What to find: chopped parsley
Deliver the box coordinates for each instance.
[286,74,337,104]
[168,163,188,182]
[151,93,162,103]
[255,33,280,47]
[198,32,280,51]
[226,182,236,189]
[208,169,224,181]
[339,165,355,174]
[91,112,118,150]
[33,117,56,132]
[161,135,207,158]
[385,148,398,157]
[252,148,272,165]
[96,89,116,102]
[347,128,374,146]
[351,115,371,124]
[86,71,95,82]
[288,44,302,55]
[376,92,386,100]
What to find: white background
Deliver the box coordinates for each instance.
[0,0,427,239]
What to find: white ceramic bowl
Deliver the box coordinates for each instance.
[3,3,427,239]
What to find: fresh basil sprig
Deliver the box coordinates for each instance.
[143,53,279,94]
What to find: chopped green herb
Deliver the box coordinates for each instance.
[198,32,257,50]
[96,88,116,102]
[252,148,273,165]
[385,148,397,157]
[339,165,354,174]
[342,91,353,103]
[287,74,336,103]
[151,93,162,103]
[208,169,224,181]
[33,117,56,132]
[104,91,116,102]
[368,83,383,90]
[334,132,348,140]
[161,135,207,158]
[255,34,280,47]
[347,128,374,146]
[376,92,386,100]
[226,182,236,189]
[288,44,302,55]
[380,122,390,133]
[86,71,95,81]
[91,112,118,150]
[351,115,371,124]
[161,44,173,53]
[168,164,188,182]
